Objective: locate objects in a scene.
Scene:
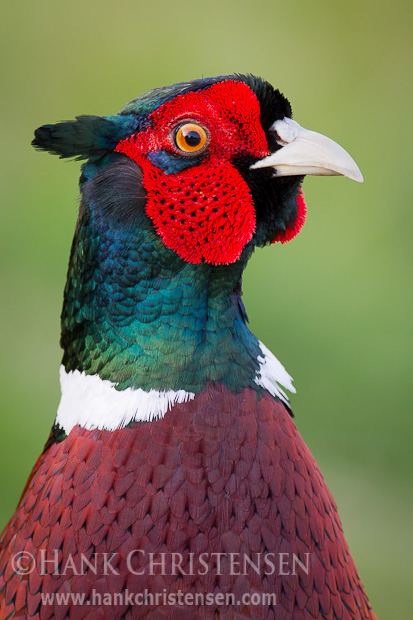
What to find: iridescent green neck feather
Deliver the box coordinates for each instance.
[61,156,263,395]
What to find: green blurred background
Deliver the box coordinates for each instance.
[1,1,411,617]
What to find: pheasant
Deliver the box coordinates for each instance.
[0,74,377,620]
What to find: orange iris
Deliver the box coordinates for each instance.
[174,123,208,154]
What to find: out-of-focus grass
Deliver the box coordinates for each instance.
[1,1,412,617]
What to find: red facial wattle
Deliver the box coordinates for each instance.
[272,188,307,244]
[116,80,270,265]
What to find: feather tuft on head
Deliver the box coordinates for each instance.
[32,114,141,160]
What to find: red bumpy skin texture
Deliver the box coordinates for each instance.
[116,81,271,265]
[0,386,376,620]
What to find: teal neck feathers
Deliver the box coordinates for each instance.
[62,189,262,394]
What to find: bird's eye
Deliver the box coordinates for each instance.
[174,123,208,154]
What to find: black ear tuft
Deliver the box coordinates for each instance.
[32,114,141,160]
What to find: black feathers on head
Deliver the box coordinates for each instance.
[82,156,147,227]
[32,115,141,160]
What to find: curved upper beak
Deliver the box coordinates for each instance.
[250,118,363,183]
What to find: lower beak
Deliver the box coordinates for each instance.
[251,118,363,183]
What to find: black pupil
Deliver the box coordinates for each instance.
[184,130,201,147]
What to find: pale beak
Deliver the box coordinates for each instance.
[251,118,363,182]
